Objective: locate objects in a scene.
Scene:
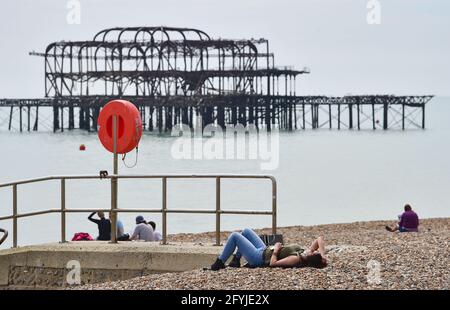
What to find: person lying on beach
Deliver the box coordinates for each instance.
[88,211,111,241]
[210,228,327,271]
[385,204,419,232]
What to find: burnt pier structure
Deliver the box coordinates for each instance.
[0,27,433,132]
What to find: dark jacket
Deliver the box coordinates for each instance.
[88,212,111,240]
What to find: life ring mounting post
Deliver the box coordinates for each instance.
[97,100,143,243]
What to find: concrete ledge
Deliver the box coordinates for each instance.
[0,241,222,288]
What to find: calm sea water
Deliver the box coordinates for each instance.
[1,97,449,247]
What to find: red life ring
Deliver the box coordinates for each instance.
[97,100,142,154]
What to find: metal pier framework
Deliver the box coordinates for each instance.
[0,27,433,132]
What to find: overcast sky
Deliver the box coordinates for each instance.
[0,0,449,98]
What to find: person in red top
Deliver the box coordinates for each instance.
[386,204,419,232]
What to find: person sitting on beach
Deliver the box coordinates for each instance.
[149,221,162,241]
[210,228,327,271]
[88,211,111,241]
[130,215,155,241]
[385,204,419,232]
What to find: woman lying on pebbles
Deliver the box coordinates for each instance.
[210,228,327,271]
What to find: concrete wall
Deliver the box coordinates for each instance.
[0,241,222,289]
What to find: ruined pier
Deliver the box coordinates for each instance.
[0,27,433,132]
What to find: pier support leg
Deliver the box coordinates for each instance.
[372,103,375,130]
[329,104,332,129]
[140,106,146,130]
[302,103,305,129]
[271,104,276,128]
[422,104,426,129]
[348,104,353,129]
[181,107,188,127]
[149,107,154,131]
[69,105,74,130]
[165,106,173,132]
[275,106,279,129]
[60,107,64,132]
[231,106,237,126]
[294,104,297,130]
[265,101,271,131]
[79,108,84,130]
[189,107,193,129]
[86,108,91,132]
[402,104,405,130]
[315,105,319,129]
[8,107,13,131]
[93,107,100,132]
[19,105,23,132]
[157,107,163,133]
[248,105,254,126]
[288,104,293,131]
[357,103,360,130]
[27,106,31,132]
[53,106,60,132]
[383,103,388,130]
[218,106,225,128]
[33,106,39,131]
[337,104,341,130]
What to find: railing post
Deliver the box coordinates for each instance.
[271,177,277,234]
[215,177,221,246]
[60,179,66,243]
[13,184,17,248]
[162,177,167,245]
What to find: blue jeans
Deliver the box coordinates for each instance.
[219,228,266,267]
[399,226,418,232]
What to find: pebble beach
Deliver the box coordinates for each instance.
[74,218,449,290]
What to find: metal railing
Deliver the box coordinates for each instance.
[0,174,277,247]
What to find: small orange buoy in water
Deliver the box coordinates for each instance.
[79,144,86,151]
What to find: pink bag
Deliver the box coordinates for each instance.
[72,232,94,241]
